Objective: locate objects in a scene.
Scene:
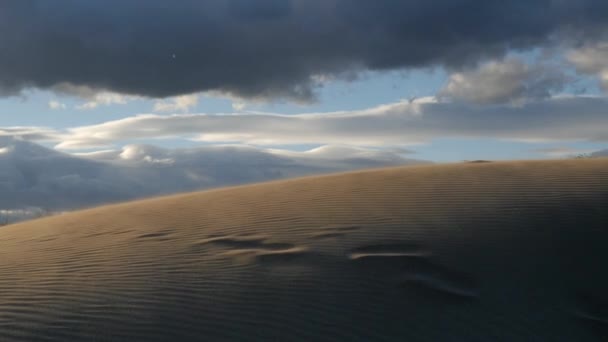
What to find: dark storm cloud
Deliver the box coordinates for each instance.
[1,0,608,100]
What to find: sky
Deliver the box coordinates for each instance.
[2,1,608,163]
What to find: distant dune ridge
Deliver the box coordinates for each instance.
[1,159,607,341]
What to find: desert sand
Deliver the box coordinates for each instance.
[1,159,607,341]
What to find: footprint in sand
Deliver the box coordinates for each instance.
[194,235,294,250]
[136,230,173,240]
[349,242,478,300]
[308,225,361,240]
[191,235,313,265]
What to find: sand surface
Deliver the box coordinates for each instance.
[1,159,607,341]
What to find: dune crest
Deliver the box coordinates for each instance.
[1,159,608,341]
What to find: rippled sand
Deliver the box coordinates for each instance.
[1,159,607,341]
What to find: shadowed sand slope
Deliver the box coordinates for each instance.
[1,159,608,341]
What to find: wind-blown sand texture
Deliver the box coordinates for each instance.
[1,159,607,341]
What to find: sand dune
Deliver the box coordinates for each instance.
[1,159,607,341]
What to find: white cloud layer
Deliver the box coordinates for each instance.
[153,94,199,112]
[48,100,66,110]
[51,83,138,110]
[0,136,426,217]
[47,95,608,150]
[567,42,608,91]
[439,58,567,105]
[76,92,134,110]
[0,127,60,141]
[0,208,51,225]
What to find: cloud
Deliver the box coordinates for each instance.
[48,100,66,110]
[0,136,426,217]
[567,42,608,91]
[439,58,567,104]
[153,94,199,112]
[232,101,247,111]
[1,1,608,100]
[0,208,51,225]
[0,127,60,141]
[51,83,137,109]
[53,95,608,149]
[76,92,133,110]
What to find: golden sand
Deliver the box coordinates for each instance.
[1,159,607,340]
